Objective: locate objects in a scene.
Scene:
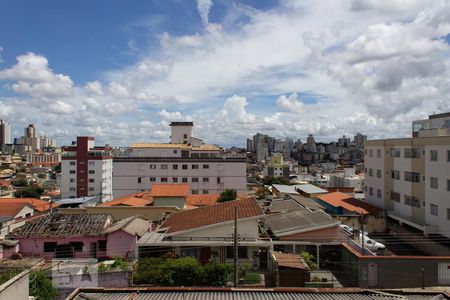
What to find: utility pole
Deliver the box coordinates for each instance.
[233,205,239,287]
[360,211,365,255]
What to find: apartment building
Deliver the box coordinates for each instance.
[112,122,247,198]
[364,113,450,238]
[0,120,11,148]
[61,136,113,202]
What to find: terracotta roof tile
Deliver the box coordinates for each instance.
[186,194,219,207]
[272,252,309,269]
[150,184,189,197]
[101,192,153,207]
[317,192,382,215]
[0,202,33,218]
[0,198,58,212]
[161,196,263,234]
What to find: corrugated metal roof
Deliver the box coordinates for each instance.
[72,291,447,300]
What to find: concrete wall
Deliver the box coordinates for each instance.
[0,270,29,300]
[153,196,185,209]
[107,230,136,259]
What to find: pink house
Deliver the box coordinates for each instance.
[8,213,149,260]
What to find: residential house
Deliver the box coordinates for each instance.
[0,179,14,197]
[315,192,386,233]
[268,251,310,287]
[137,197,270,268]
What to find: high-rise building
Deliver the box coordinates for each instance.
[364,113,450,238]
[338,135,351,147]
[354,133,367,148]
[0,120,11,148]
[112,122,247,198]
[25,124,36,138]
[246,138,253,152]
[306,134,316,152]
[61,136,113,202]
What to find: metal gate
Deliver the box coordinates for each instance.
[438,262,450,285]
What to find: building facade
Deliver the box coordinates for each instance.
[112,122,247,198]
[364,114,450,238]
[0,120,11,148]
[61,136,113,202]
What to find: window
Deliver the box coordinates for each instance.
[430,204,438,216]
[182,177,188,183]
[161,177,168,182]
[364,167,367,174]
[192,177,199,182]
[150,164,157,169]
[69,161,76,166]
[89,161,95,166]
[192,190,199,194]
[430,177,438,189]
[447,150,450,162]
[98,240,107,252]
[138,177,142,184]
[203,177,209,182]
[405,148,421,158]
[217,177,221,184]
[69,170,76,174]
[150,177,156,182]
[182,164,188,170]
[44,242,57,252]
[447,208,450,220]
[369,168,373,177]
[69,242,83,252]
[238,246,248,258]
[430,150,438,161]
[89,187,95,191]
[192,164,199,169]
[369,187,373,196]
[173,150,177,154]
[183,134,188,139]
[390,191,400,202]
[404,171,420,183]
[404,195,420,207]
[203,190,209,194]
[173,164,178,170]
[69,187,76,192]
[391,170,400,180]
[377,189,381,198]
[390,148,400,157]
[448,179,450,191]
[369,149,373,158]
[89,170,95,174]
[376,169,382,178]
[70,178,75,183]
[365,149,367,155]
[161,164,168,169]
[172,177,178,183]
[89,179,95,183]
[202,164,209,169]
[377,149,381,158]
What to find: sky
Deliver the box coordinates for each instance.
[0,0,449,147]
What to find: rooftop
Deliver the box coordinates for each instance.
[160,197,263,234]
[8,213,110,238]
[131,143,220,151]
[287,194,325,211]
[262,198,305,213]
[317,192,382,215]
[296,184,328,195]
[170,121,194,126]
[186,194,219,207]
[102,216,149,237]
[264,209,338,237]
[101,192,153,207]
[150,184,190,197]
[0,202,34,219]
[272,251,309,270]
[0,198,58,212]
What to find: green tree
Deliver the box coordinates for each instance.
[29,271,59,300]
[218,189,237,203]
[14,186,44,198]
[261,176,290,186]
[167,257,205,286]
[300,251,318,270]
[12,178,28,187]
[203,263,231,286]
[52,164,61,173]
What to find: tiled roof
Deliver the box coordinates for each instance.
[272,252,309,269]
[160,197,263,234]
[150,184,189,197]
[186,194,219,207]
[103,216,149,237]
[317,192,382,215]
[101,192,153,207]
[0,198,58,212]
[0,202,34,218]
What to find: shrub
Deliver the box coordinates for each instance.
[300,251,318,270]
[203,263,231,286]
[218,189,237,202]
[29,270,59,300]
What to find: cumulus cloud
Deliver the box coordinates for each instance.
[85,81,103,95]
[0,52,73,97]
[276,93,305,113]
[0,101,13,118]
[48,101,75,114]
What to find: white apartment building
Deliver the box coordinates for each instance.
[112,122,247,198]
[61,136,113,202]
[328,168,364,191]
[364,113,450,238]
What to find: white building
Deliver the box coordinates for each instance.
[364,113,450,238]
[0,120,11,148]
[61,136,113,202]
[112,122,247,198]
[328,168,364,191]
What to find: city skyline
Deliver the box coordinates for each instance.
[1,0,450,146]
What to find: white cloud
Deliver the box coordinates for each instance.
[196,0,213,26]
[85,81,103,95]
[107,82,129,98]
[276,93,305,113]
[0,52,73,97]
[0,101,13,118]
[48,101,75,114]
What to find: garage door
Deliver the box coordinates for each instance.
[438,262,450,285]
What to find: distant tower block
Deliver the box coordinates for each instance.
[170,122,194,144]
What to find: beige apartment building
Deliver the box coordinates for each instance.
[364,113,450,238]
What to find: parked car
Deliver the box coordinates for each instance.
[359,234,385,253]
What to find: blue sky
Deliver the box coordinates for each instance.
[0,0,449,146]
